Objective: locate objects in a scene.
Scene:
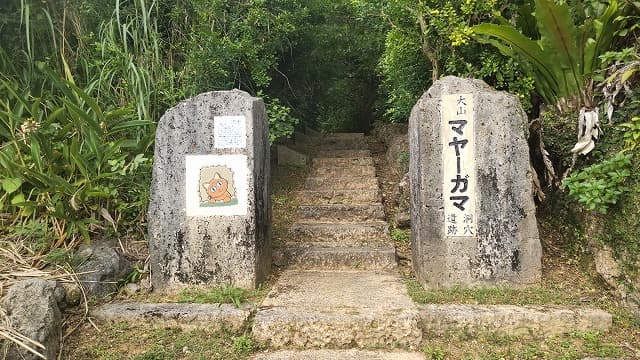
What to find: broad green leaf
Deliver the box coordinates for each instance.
[30,136,43,173]
[473,23,559,103]
[535,0,581,97]
[2,177,22,194]
[584,0,620,76]
[621,69,637,83]
[11,192,25,205]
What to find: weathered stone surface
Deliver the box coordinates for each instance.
[297,141,369,152]
[274,246,396,270]
[297,204,385,222]
[77,243,133,298]
[289,222,389,243]
[296,189,380,204]
[252,270,422,349]
[313,149,371,158]
[310,165,376,177]
[251,350,425,360]
[277,145,307,166]
[322,133,365,140]
[304,127,322,137]
[409,76,541,288]
[386,134,409,175]
[91,303,250,330]
[304,177,378,190]
[311,157,373,167]
[370,122,408,145]
[148,90,271,293]
[2,279,61,360]
[419,304,612,336]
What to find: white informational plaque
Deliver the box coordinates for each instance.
[214,115,247,149]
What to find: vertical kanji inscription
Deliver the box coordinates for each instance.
[441,94,476,237]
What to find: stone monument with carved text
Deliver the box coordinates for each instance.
[409,76,541,288]
[148,90,271,293]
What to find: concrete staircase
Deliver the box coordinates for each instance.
[276,136,397,271]
[252,132,425,357]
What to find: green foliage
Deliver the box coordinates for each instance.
[473,0,628,109]
[178,286,247,307]
[0,64,152,244]
[173,0,304,95]
[274,0,385,131]
[232,335,255,356]
[620,115,640,152]
[259,92,299,144]
[423,345,448,360]
[563,152,633,214]
[368,0,534,122]
[391,228,409,244]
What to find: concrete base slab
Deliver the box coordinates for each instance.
[250,350,425,360]
[91,303,251,331]
[252,270,422,349]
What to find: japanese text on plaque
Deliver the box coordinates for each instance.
[442,94,476,237]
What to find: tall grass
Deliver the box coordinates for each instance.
[0,0,171,253]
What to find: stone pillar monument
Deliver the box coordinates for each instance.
[409,76,541,288]
[148,90,271,293]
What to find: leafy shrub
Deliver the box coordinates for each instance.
[563,152,633,214]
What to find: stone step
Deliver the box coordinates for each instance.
[91,303,250,331]
[310,165,376,177]
[289,221,389,243]
[297,141,369,151]
[311,157,374,167]
[250,350,425,360]
[322,132,365,140]
[296,204,385,222]
[296,189,380,204]
[418,304,612,337]
[274,246,397,270]
[314,149,371,158]
[251,270,422,349]
[304,177,378,190]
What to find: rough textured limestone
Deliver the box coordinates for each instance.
[251,350,425,360]
[277,145,307,166]
[311,157,373,167]
[2,279,61,360]
[77,242,132,298]
[274,246,397,270]
[296,204,385,222]
[304,177,378,190]
[252,270,422,349]
[148,90,271,293]
[289,221,389,243]
[419,304,612,336]
[409,76,541,288]
[310,165,376,177]
[91,303,250,330]
[296,189,380,204]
